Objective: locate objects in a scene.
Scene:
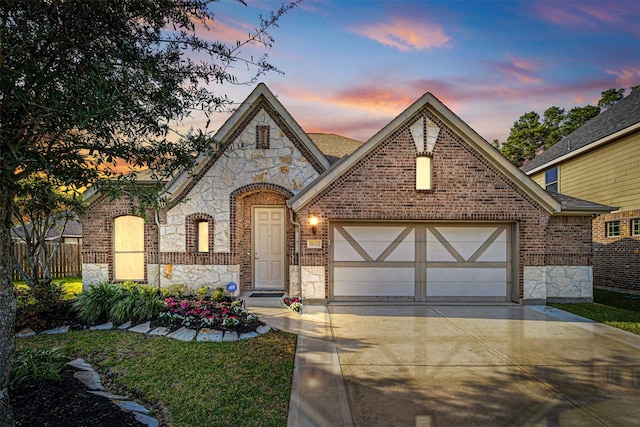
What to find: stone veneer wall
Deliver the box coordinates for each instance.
[161,107,319,253]
[82,264,109,289]
[593,209,640,293]
[147,264,239,293]
[523,266,593,303]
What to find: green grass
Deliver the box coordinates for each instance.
[13,276,82,300]
[549,288,640,335]
[17,330,296,426]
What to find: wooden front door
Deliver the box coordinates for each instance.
[253,207,285,289]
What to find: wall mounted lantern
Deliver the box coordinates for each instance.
[309,215,319,235]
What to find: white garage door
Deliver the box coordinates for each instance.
[330,222,513,302]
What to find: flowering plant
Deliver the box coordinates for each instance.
[281,296,303,314]
[158,297,261,331]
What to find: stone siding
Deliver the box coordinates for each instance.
[162,108,318,253]
[147,264,239,292]
[82,263,109,289]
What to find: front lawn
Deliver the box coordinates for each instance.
[17,330,296,426]
[549,288,640,335]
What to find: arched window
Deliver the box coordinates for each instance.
[114,216,144,280]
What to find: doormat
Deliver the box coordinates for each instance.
[250,292,284,298]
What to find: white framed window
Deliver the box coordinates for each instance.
[416,155,432,190]
[632,219,639,236]
[606,221,621,238]
[197,221,209,253]
[545,167,558,192]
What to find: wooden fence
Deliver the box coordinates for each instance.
[12,242,83,280]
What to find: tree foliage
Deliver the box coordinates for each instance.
[498,87,635,166]
[11,176,85,289]
[0,1,298,424]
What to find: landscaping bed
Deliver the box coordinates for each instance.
[11,281,293,426]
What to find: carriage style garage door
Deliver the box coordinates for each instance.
[330,222,514,302]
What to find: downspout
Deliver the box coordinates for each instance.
[154,209,161,291]
[289,207,302,298]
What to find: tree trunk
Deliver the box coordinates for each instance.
[0,182,16,426]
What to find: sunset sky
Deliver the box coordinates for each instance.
[193,0,640,144]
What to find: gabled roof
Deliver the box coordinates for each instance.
[522,89,640,174]
[156,83,332,204]
[290,92,563,214]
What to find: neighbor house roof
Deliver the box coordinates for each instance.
[289,92,565,215]
[522,89,640,174]
[547,192,616,214]
[12,218,82,241]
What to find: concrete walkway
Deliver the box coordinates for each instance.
[245,297,353,427]
[247,299,640,427]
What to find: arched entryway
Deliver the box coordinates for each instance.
[231,184,294,293]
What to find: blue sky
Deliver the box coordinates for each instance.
[193,0,640,143]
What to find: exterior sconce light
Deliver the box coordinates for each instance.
[309,215,319,235]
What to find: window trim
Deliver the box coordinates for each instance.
[632,218,640,237]
[606,221,621,238]
[545,167,558,192]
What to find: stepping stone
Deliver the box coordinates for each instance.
[129,321,151,334]
[115,400,150,414]
[118,321,132,330]
[16,328,36,338]
[134,412,159,427]
[90,322,113,330]
[256,325,271,334]
[239,332,258,340]
[167,327,196,342]
[196,328,223,342]
[67,358,93,371]
[88,390,129,400]
[148,327,169,336]
[74,370,103,390]
[40,325,69,335]
[222,331,238,342]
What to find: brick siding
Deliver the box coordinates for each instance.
[295,108,591,300]
[593,209,640,292]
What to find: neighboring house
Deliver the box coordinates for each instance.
[522,90,640,293]
[12,218,83,245]
[82,83,612,303]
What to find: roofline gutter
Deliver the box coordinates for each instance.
[524,122,640,176]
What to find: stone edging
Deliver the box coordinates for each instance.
[68,357,159,427]
[16,321,272,341]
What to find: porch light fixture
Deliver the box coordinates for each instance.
[309,215,319,235]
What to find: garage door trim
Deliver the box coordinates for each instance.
[329,220,516,302]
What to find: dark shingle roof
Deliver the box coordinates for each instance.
[548,192,616,213]
[522,89,640,173]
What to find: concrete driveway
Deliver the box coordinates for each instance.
[328,305,640,427]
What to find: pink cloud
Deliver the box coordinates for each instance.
[490,57,543,85]
[606,67,640,88]
[352,17,451,51]
[195,16,255,44]
[534,1,639,37]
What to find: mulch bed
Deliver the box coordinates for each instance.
[10,370,144,427]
